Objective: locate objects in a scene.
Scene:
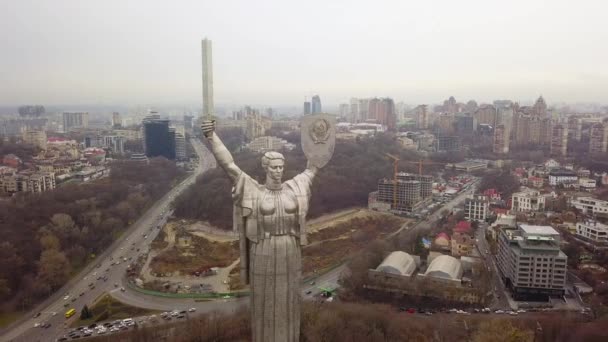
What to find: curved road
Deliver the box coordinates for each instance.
[2,138,214,342]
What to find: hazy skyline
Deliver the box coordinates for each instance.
[1,0,607,107]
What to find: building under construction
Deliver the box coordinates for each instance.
[376,172,433,213]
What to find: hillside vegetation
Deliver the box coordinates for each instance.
[173,134,439,229]
[0,158,185,312]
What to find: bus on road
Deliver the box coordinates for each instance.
[65,308,76,319]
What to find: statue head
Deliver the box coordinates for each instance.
[261,151,285,185]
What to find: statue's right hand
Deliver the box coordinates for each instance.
[201,120,216,138]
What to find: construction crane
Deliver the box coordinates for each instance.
[384,153,400,209]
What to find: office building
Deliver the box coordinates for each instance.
[201,38,214,117]
[303,101,311,115]
[589,123,608,154]
[464,195,489,222]
[62,112,89,132]
[550,123,568,157]
[576,220,608,245]
[175,132,186,161]
[571,197,608,216]
[143,117,175,160]
[511,189,545,212]
[496,224,567,300]
[311,95,322,114]
[435,136,460,152]
[455,115,477,136]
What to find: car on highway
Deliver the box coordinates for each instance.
[34,312,41,318]
[188,308,196,312]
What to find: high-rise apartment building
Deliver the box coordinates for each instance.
[339,104,349,119]
[143,116,175,160]
[349,98,360,123]
[493,124,509,154]
[567,116,582,141]
[550,123,568,157]
[532,96,548,117]
[417,105,428,129]
[112,112,122,128]
[62,112,89,132]
[496,224,567,300]
[22,130,47,150]
[589,123,608,154]
[474,104,497,126]
[201,38,214,117]
[311,95,322,114]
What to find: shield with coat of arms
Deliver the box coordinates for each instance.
[301,114,336,169]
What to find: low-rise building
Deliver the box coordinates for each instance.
[451,159,488,172]
[496,224,567,300]
[576,220,608,245]
[451,232,474,256]
[0,171,56,194]
[549,169,578,186]
[511,188,546,212]
[528,176,544,188]
[571,197,608,216]
[464,194,488,222]
[374,251,419,278]
[421,255,463,285]
[578,178,596,191]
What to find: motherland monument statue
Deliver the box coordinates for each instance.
[201,114,335,341]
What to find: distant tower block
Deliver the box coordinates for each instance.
[201,38,214,118]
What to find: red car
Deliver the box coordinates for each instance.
[406,308,416,314]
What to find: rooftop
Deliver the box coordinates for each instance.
[519,224,559,236]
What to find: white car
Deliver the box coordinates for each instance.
[63,295,70,301]
[188,308,196,312]
[34,322,41,328]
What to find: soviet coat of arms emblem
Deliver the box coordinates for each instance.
[301,114,336,168]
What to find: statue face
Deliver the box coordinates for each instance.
[266,159,284,182]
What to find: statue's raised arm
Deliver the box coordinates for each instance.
[201,120,242,184]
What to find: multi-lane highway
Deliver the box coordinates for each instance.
[2,138,215,342]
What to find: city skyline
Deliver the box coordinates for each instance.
[1,0,608,107]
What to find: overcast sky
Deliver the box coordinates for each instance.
[1,0,607,108]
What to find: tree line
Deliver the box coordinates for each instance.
[0,158,185,312]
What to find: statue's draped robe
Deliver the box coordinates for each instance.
[232,170,313,342]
